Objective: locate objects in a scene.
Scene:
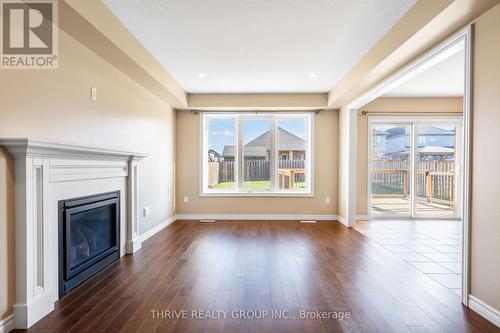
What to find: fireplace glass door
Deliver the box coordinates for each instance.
[59,191,120,296]
[69,204,116,270]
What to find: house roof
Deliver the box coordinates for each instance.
[208,149,221,157]
[222,127,305,158]
[385,125,453,138]
[373,129,388,136]
[390,145,454,157]
[222,145,235,158]
[419,145,454,154]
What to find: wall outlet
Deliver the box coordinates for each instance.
[183,196,189,203]
[90,86,97,101]
[325,197,331,204]
[143,207,150,217]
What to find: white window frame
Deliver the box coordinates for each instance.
[367,115,463,220]
[200,112,314,197]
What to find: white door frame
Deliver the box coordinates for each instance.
[367,116,463,220]
[346,26,473,306]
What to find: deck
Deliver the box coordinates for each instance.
[372,196,456,218]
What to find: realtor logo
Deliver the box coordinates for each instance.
[1,0,58,69]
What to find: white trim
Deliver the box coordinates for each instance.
[200,112,314,196]
[367,117,462,220]
[469,295,500,328]
[175,214,344,223]
[461,25,473,306]
[344,26,473,305]
[0,315,14,333]
[0,138,146,160]
[122,214,349,244]
[335,215,348,226]
[349,28,467,110]
[365,217,461,222]
[367,118,373,221]
[200,192,314,198]
[369,115,463,123]
[138,215,177,244]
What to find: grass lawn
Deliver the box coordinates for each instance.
[212,181,270,189]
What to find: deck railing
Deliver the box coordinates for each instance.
[371,160,455,206]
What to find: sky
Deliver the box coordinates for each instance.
[208,118,306,155]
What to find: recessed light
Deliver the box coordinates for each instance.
[197,72,207,78]
[309,73,319,78]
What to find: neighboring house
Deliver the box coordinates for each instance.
[208,149,223,162]
[222,145,236,161]
[383,125,455,160]
[222,127,305,161]
[372,128,388,159]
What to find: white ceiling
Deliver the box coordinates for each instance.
[102,0,416,93]
[384,49,465,97]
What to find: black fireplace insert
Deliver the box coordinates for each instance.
[58,191,120,297]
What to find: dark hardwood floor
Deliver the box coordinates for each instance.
[18,221,499,333]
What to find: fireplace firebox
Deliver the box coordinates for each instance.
[58,191,120,297]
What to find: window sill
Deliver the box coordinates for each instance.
[200,192,315,198]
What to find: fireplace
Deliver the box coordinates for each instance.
[0,139,146,328]
[58,191,120,296]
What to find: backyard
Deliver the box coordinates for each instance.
[212,180,306,190]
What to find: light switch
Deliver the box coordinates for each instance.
[183,196,189,203]
[143,207,150,217]
[90,86,97,101]
[325,197,331,204]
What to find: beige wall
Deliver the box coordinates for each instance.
[187,93,327,110]
[356,97,463,216]
[0,0,498,325]
[470,3,500,311]
[62,0,187,108]
[0,30,176,319]
[175,110,338,215]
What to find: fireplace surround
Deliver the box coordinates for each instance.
[0,138,146,329]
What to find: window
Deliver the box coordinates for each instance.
[201,113,313,195]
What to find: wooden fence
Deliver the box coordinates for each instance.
[371,160,455,206]
[213,159,305,187]
[208,162,220,186]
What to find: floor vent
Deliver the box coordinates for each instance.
[200,219,216,223]
[300,220,317,223]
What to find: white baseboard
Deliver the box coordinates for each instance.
[469,295,500,327]
[2,212,347,330]
[0,315,14,333]
[356,215,370,221]
[139,215,177,244]
[175,214,341,222]
[335,215,348,226]
[137,214,347,247]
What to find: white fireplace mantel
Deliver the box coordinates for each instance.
[0,138,147,329]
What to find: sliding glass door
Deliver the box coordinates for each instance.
[415,124,461,218]
[369,118,462,219]
[370,124,412,217]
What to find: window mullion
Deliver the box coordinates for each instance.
[271,116,277,192]
[237,116,242,192]
[306,114,312,193]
